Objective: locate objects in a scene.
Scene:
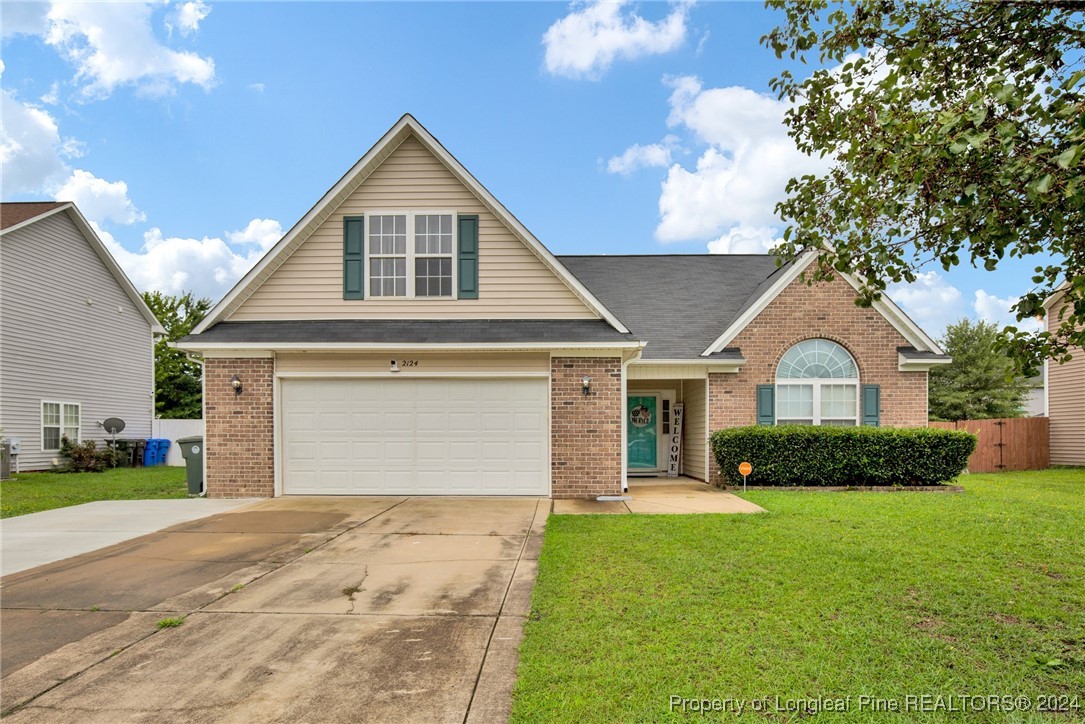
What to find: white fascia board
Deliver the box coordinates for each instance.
[898,354,953,372]
[0,203,71,236]
[193,119,414,334]
[1041,282,1071,311]
[702,252,816,355]
[702,250,945,356]
[632,358,746,370]
[3,203,166,335]
[174,341,644,353]
[194,114,629,335]
[63,206,167,335]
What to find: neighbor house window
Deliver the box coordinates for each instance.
[367,211,454,298]
[775,339,859,426]
[42,401,80,451]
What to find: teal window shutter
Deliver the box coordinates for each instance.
[862,384,881,426]
[343,216,364,300]
[756,384,775,426]
[457,214,479,299]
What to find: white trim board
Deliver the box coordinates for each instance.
[0,203,165,335]
[701,251,944,356]
[176,341,643,353]
[193,114,629,335]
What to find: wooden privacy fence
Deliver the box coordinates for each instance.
[930,418,1049,473]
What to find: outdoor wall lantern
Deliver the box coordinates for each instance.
[582,376,592,396]
[231,375,242,395]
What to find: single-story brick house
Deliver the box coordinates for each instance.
[178,114,949,499]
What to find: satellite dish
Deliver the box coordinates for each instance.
[103,418,126,435]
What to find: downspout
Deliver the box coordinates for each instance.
[619,345,645,493]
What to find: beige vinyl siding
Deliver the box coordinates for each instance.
[681,378,707,481]
[275,351,549,375]
[230,135,596,321]
[0,212,155,470]
[1047,298,1085,465]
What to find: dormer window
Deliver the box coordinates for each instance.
[366,211,454,298]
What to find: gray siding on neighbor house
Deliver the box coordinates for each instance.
[0,211,155,470]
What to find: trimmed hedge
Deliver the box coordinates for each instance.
[710,425,976,487]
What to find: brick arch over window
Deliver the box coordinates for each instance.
[768,334,865,382]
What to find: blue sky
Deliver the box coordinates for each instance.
[1,1,1047,336]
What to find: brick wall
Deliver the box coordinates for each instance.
[707,274,929,485]
[204,357,275,498]
[551,356,623,498]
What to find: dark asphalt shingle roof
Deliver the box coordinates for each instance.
[559,255,789,359]
[180,319,635,346]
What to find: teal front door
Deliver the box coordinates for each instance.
[627,396,658,470]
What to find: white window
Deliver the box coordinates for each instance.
[366,211,455,298]
[775,340,859,426]
[42,401,80,451]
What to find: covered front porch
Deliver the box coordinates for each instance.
[624,371,711,483]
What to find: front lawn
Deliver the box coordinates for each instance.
[0,466,188,518]
[514,469,1085,722]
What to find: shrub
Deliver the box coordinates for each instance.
[60,436,118,473]
[710,425,976,487]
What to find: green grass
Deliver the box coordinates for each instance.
[0,466,188,518]
[514,469,1085,722]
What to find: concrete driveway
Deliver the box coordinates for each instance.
[1,496,546,723]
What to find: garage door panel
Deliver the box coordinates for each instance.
[282,378,548,496]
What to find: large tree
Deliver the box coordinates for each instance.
[143,291,212,419]
[763,0,1084,374]
[929,318,1029,421]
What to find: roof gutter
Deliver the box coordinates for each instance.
[172,340,646,353]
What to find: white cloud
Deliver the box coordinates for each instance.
[167,0,210,37]
[705,225,781,254]
[0,88,74,194]
[887,272,964,339]
[44,1,215,98]
[40,82,60,105]
[52,169,145,224]
[606,136,677,175]
[543,0,691,80]
[655,76,831,245]
[974,290,1043,332]
[227,218,283,250]
[95,220,278,299]
[1,2,50,37]
[247,82,265,93]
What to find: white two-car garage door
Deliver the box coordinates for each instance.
[281,378,549,496]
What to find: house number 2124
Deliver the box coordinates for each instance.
[399,360,419,367]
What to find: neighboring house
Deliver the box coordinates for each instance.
[1044,285,1085,465]
[1023,371,1045,418]
[0,202,164,471]
[177,115,949,499]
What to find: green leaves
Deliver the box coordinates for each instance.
[142,291,212,419]
[764,0,1085,370]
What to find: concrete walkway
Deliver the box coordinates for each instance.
[2,496,546,723]
[553,477,765,514]
[1,499,260,577]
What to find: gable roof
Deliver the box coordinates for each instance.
[0,202,165,335]
[563,252,944,360]
[559,254,785,360]
[192,114,628,335]
[700,251,944,356]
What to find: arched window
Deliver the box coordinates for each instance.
[775,339,860,426]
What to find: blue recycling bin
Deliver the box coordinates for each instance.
[142,439,158,467]
[143,438,170,466]
[155,438,171,466]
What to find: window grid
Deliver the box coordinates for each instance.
[366,212,455,298]
[776,340,859,426]
[42,401,80,451]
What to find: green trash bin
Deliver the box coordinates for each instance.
[176,436,204,496]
